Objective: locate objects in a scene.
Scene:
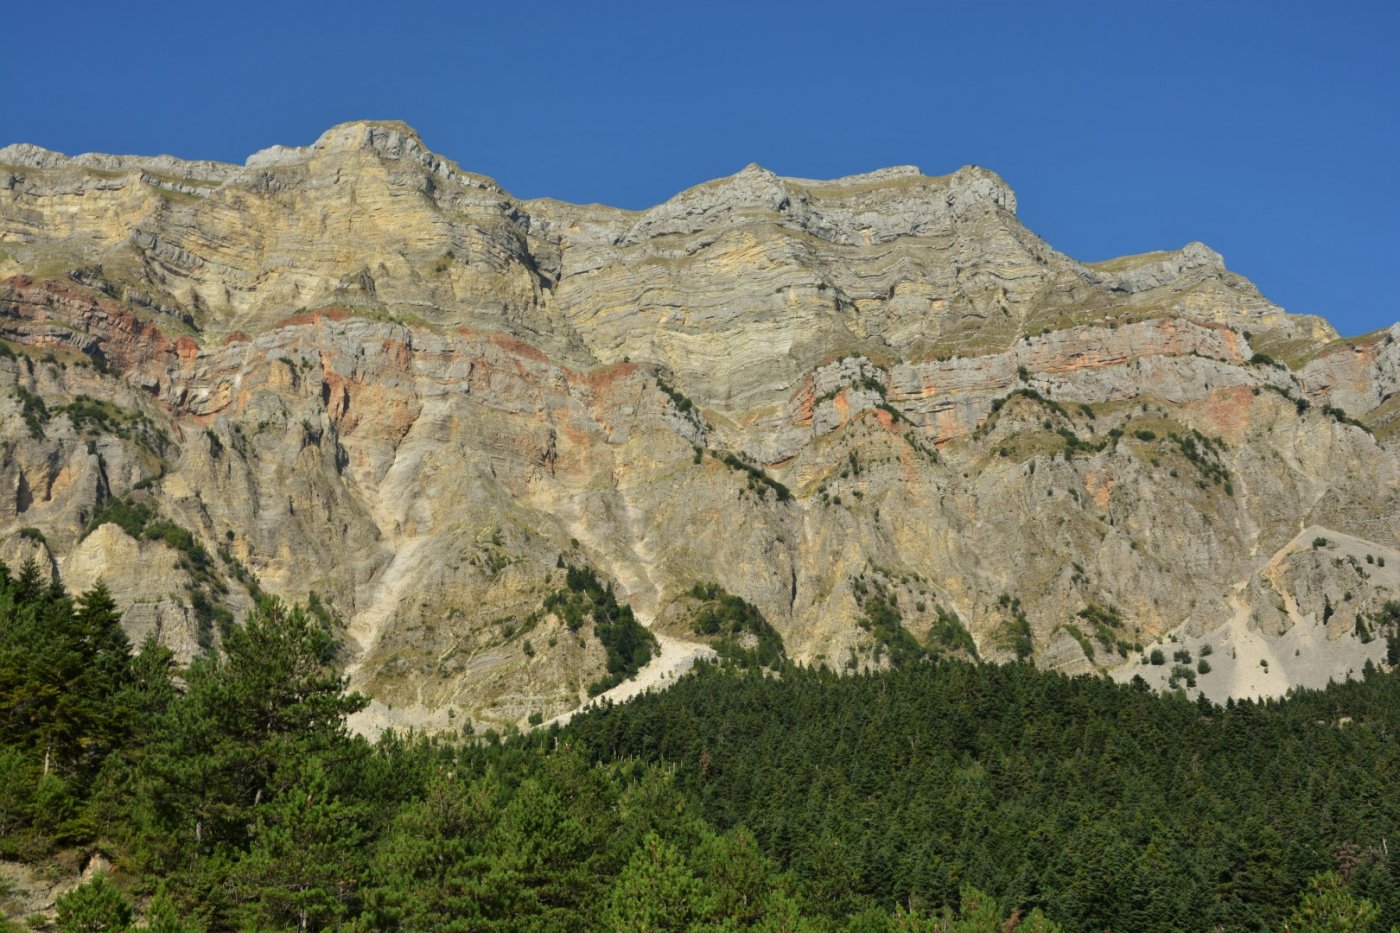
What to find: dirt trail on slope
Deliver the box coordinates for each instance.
[545,631,715,728]
[545,494,716,728]
[348,482,717,738]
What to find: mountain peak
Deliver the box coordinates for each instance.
[313,120,427,157]
[947,164,1017,216]
[244,120,437,170]
[1089,241,1230,294]
[736,162,776,177]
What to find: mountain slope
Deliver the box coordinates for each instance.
[2,121,1397,729]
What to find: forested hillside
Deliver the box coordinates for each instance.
[2,565,1396,931]
[565,663,1400,930]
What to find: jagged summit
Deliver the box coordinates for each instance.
[0,120,1326,403]
[1089,242,1231,292]
[246,119,435,168]
[0,139,239,180]
[0,119,1326,366]
[3,121,1017,224]
[0,120,431,174]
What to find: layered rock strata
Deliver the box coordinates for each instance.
[2,121,1397,727]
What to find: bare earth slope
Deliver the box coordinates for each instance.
[2,121,1397,728]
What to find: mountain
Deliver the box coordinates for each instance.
[2,120,1397,732]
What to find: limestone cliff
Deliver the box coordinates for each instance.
[2,121,1397,730]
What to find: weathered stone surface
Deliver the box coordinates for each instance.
[63,523,205,659]
[1,121,1397,729]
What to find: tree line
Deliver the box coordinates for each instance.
[1,560,1393,931]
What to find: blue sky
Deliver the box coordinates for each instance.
[7,0,1398,335]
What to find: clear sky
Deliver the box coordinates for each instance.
[7,0,1398,335]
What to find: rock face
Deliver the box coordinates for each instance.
[2,121,1398,727]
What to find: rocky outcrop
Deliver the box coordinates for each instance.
[2,121,1397,728]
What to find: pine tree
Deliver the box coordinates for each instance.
[360,769,505,930]
[601,832,709,931]
[54,874,132,932]
[69,582,134,777]
[1282,871,1380,932]
[225,762,369,930]
[0,571,134,789]
[133,597,368,904]
[692,825,789,925]
[142,885,202,933]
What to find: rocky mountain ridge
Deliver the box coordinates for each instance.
[2,121,1397,731]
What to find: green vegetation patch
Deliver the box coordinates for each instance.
[1258,382,1368,432]
[1262,382,1312,415]
[1322,402,1370,432]
[987,387,1070,422]
[852,572,977,667]
[1168,663,1198,690]
[565,659,1400,931]
[545,564,657,695]
[656,373,699,416]
[1369,600,1400,666]
[58,395,173,456]
[1062,622,1096,661]
[926,604,978,658]
[15,387,48,438]
[1169,429,1232,489]
[854,586,924,668]
[714,450,792,502]
[688,582,785,669]
[16,527,46,545]
[85,496,157,539]
[1078,602,1141,658]
[997,593,1034,660]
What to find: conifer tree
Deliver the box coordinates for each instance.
[54,874,132,932]
[601,832,708,931]
[135,597,367,884]
[1282,871,1380,932]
